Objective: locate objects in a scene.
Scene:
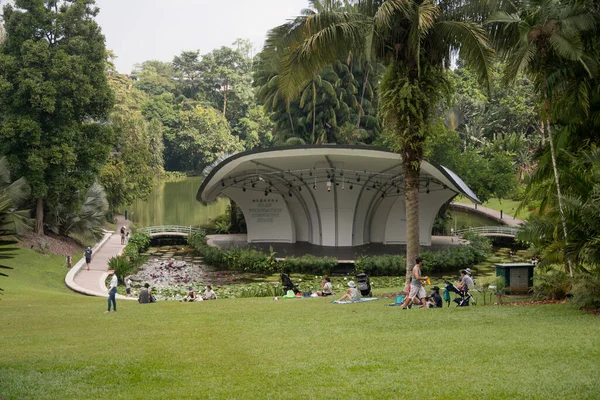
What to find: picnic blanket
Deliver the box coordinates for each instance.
[332,297,379,304]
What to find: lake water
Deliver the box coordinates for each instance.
[125,176,228,227]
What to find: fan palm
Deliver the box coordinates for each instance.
[265,0,493,275]
[0,156,32,235]
[487,0,597,275]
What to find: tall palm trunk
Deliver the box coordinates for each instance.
[35,196,44,235]
[356,68,370,128]
[544,94,572,276]
[311,81,316,144]
[404,152,420,281]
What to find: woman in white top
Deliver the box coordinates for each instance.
[337,281,360,302]
[202,285,217,300]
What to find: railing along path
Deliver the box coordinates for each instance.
[138,225,204,235]
[454,226,519,237]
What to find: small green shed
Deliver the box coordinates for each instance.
[494,263,535,294]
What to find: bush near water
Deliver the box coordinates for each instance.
[187,231,492,276]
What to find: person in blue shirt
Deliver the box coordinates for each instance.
[84,246,93,271]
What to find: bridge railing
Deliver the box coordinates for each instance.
[455,226,519,237]
[137,225,204,235]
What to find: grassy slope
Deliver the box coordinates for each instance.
[454,196,532,220]
[1,248,599,399]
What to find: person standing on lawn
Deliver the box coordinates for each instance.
[106,270,118,313]
[401,257,429,309]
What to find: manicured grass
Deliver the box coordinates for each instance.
[454,196,532,220]
[1,248,599,399]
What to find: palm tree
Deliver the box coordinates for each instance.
[264,0,493,276]
[518,146,600,267]
[487,0,597,276]
[0,157,32,235]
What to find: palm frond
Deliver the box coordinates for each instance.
[436,21,494,93]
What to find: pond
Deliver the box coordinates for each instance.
[124,176,229,227]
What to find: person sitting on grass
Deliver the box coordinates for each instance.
[202,285,217,300]
[337,281,360,302]
[427,286,443,308]
[138,283,152,304]
[183,287,196,302]
[456,268,474,291]
[317,277,334,296]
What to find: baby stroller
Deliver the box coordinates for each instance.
[280,273,300,294]
[356,272,372,297]
[444,281,475,307]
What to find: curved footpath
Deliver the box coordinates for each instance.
[451,202,524,227]
[65,216,136,300]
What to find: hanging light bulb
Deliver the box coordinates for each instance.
[327,181,332,192]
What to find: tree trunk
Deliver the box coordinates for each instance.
[223,83,228,118]
[230,199,238,232]
[404,159,420,281]
[35,196,44,235]
[545,98,572,277]
[356,68,370,129]
[287,111,295,135]
[311,81,316,144]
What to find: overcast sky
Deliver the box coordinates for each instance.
[95,0,309,73]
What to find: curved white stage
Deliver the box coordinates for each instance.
[197,145,479,247]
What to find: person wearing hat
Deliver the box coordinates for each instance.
[337,280,360,302]
[427,286,443,308]
[183,287,196,302]
[456,268,474,291]
[106,270,118,313]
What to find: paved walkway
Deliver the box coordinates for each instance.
[65,216,136,300]
[451,202,524,227]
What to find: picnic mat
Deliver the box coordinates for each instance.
[332,297,379,304]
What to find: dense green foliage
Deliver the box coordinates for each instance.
[122,232,150,267]
[280,255,338,275]
[0,0,114,233]
[107,255,133,283]
[356,233,492,276]
[99,68,161,211]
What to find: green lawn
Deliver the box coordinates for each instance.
[1,248,599,399]
[455,196,532,220]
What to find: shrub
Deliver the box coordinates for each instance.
[108,255,134,282]
[187,231,207,251]
[533,265,572,300]
[571,265,600,309]
[354,235,492,276]
[127,232,151,252]
[282,255,338,275]
[355,255,405,276]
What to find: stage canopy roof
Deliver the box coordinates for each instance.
[197,145,479,247]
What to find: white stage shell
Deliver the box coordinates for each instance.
[197,145,479,247]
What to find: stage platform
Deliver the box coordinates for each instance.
[206,234,466,262]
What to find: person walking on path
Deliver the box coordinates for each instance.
[120,226,126,245]
[401,257,429,309]
[84,247,93,271]
[106,270,118,313]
